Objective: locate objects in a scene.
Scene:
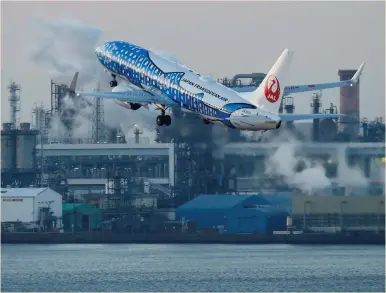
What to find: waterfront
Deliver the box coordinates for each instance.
[1,244,384,292]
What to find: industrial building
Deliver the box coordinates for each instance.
[223,141,385,195]
[1,187,63,229]
[291,195,385,233]
[0,68,385,238]
[62,203,101,232]
[176,194,290,234]
[1,122,39,188]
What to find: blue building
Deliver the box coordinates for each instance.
[257,192,293,214]
[176,194,290,234]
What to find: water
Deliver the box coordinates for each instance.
[1,244,384,292]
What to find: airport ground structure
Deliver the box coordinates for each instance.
[1,71,385,243]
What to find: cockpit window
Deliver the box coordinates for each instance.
[222,103,256,112]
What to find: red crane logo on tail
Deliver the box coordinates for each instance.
[264,75,281,103]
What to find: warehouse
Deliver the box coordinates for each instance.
[62,203,101,232]
[176,194,289,234]
[291,195,385,232]
[1,188,63,227]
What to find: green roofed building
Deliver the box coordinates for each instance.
[62,203,101,232]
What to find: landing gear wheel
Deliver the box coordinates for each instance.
[156,116,164,126]
[156,114,172,127]
[164,115,171,126]
[110,80,118,87]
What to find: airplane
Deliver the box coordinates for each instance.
[76,40,365,132]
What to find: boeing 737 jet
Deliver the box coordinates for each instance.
[76,41,365,131]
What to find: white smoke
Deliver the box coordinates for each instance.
[239,121,369,195]
[120,124,158,144]
[262,129,369,195]
[104,81,159,144]
[28,15,156,142]
[264,139,332,194]
[48,94,93,142]
[28,16,105,88]
[336,151,369,187]
[240,123,303,143]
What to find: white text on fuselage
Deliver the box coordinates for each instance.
[182,79,228,102]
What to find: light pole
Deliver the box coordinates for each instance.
[40,132,46,187]
[378,200,384,233]
[303,200,312,231]
[340,200,348,233]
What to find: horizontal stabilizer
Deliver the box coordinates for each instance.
[284,62,365,95]
[279,113,345,122]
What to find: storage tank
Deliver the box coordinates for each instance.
[2,123,13,131]
[338,69,360,138]
[1,125,16,170]
[20,122,31,131]
[16,126,38,171]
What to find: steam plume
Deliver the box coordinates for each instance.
[28,16,104,88]
[48,94,94,142]
[28,15,156,142]
[262,129,369,195]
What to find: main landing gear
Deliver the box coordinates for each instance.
[110,74,117,87]
[156,110,171,127]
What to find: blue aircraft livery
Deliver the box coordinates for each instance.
[76,40,365,131]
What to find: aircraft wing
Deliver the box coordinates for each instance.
[75,90,177,107]
[283,62,365,95]
[226,113,344,122]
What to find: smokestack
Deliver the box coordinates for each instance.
[338,69,360,139]
[311,92,322,142]
[8,81,21,130]
[134,127,142,144]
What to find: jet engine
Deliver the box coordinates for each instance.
[113,100,142,110]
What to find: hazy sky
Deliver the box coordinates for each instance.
[1,1,385,124]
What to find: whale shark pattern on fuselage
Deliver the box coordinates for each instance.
[96,41,257,128]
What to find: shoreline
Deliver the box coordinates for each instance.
[1,231,384,245]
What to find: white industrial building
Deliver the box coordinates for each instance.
[1,188,63,225]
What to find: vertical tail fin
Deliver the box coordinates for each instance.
[245,48,293,114]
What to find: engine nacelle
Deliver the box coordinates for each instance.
[129,103,142,110]
[113,100,142,110]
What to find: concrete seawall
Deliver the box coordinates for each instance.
[1,232,384,245]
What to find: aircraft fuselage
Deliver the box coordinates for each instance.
[95,41,280,130]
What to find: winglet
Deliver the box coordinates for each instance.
[351,62,365,84]
[70,72,79,92]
